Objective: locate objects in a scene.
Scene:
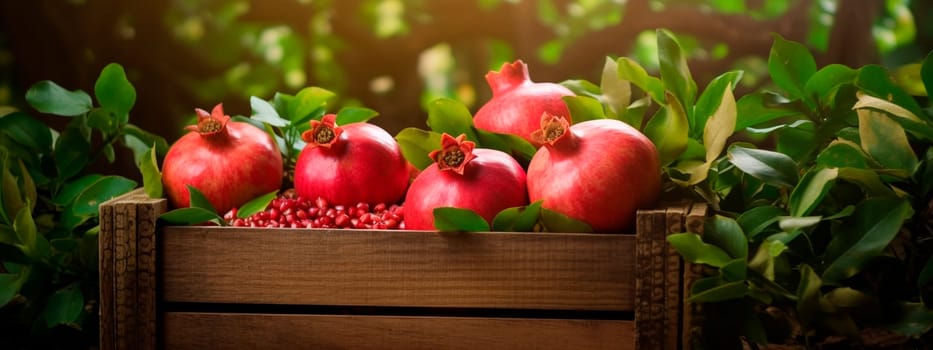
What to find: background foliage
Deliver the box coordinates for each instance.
[0,1,932,349]
[1,1,929,166]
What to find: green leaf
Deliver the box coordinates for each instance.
[426,98,479,142]
[53,127,91,180]
[919,256,933,288]
[44,285,84,327]
[1,161,24,223]
[0,112,53,153]
[796,264,822,328]
[290,87,336,122]
[858,108,919,175]
[433,207,489,232]
[52,174,102,206]
[563,95,605,123]
[159,207,224,226]
[836,168,895,197]
[776,123,817,163]
[768,34,817,101]
[0,268,28,307]
[186,185,217,214]
[16,161,36,212]
[617,57,664,103]
[538,208,593,233]
[788,167,838,217]
[395,128,442,170]
[705,215,748,259]
[816,140,869,169]
[922,51,933,100]
[822,197,912,284]
[855,65,926,122]
[13,206,37,259]
[236,191,278,219]
[694,71,742,137]
[667,233,732,267]
[25,81,93,117]
[720,258,748,282]
[250,96,290,127]
[727,145,799,188]
[122,124,169,164]
[734,92,801,131]
[644,93,689,166]
[804,64,857,103]
[737,205,785,240]
[599,56,631,116]
[491,201,542,232]
[138,146,162,199]
[702,83,737,164]
[71,176,138,217]
[657,29,697,110]
[749,239,787,281]
[336,107,379,125]
[474,130,536,167]
[778,216,822,231]
[688,276,748,303]
[853,91,926,123]
[887,302,933,337]
[94,63,136,123]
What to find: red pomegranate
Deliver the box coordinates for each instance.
[527,113,660,232]
[473,60,575,145]
[162,103,283,213]
[293,114,409,206]
[403,133,528,230]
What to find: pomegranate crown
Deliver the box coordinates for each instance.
[188,103,231,135]
[302,114,344,149]
[530,112,571,146]
[429,133,477,175]
[486,60,531,94]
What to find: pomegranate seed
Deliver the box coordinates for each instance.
[335,213,350,228]
[315,197,328,209]
[374,203,387,213]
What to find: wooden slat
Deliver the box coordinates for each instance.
[98,202,115,350]
[664,203,689,350]
[99,189,167,350]
[163,312,634,350]
[113,198,138,350]
[634,208,668,349]
[682,202,709,350]
[161,227,637,311]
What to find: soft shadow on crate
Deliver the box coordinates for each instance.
[99,189,707,350]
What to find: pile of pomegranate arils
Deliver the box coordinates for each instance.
[222,189,404,229]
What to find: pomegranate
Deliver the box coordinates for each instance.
[473,60,575,145]
[403,133,528,230]
[293,114,409,206]
[162,103,283,214]
[527,113,660,232]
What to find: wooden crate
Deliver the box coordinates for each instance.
[99,189,707,350]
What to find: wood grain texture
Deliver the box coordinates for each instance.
[664,203,688,350]
[98,189,167,350]
[634,208,667,349]
[682,202,709,350]
[161,227,637,311]
[114,198,138,350]
[98,202,115,350]
[163,312,635,350]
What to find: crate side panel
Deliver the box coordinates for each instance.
[161,228,636,311]
[163,312,634,350]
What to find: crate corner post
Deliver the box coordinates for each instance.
[99,189,168,350]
